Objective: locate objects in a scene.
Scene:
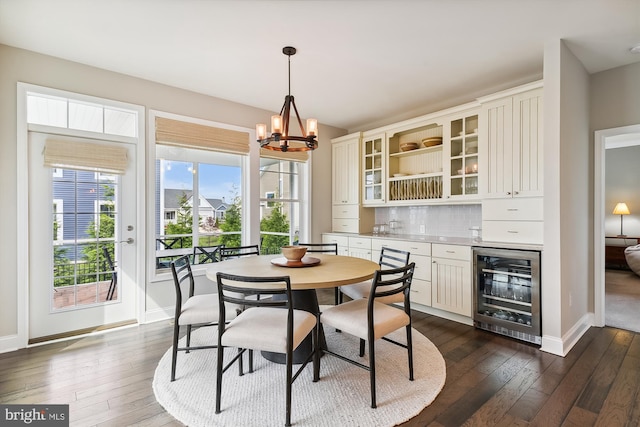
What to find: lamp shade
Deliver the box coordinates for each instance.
[613,202,631,215]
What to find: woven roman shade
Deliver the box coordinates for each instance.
[260,147,309,162]
[43,139,129,174]
[156,117,250,154]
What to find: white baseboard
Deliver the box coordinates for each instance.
[143,307,173,324]
[541,312,593,356]
[0,334,20,354]
[411,303,474,326]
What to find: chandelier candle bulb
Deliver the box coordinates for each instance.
[271,115,283,134]
[256,123,267,140]
[306,118,318,137]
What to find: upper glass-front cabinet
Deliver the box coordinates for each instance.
[362,133,385,204]
[449,114,479,198]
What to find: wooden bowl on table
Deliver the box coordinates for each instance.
[281,246,308,262]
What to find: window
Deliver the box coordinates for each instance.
[265,191,276,207]
[52,168,119,308]
[259,158,305,254]
[151,112,310,272]
[155,146,243,269]
[27,93,137,137]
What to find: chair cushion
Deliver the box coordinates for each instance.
[320,299,410,341]
[178,294,221,326]
[340,281,405,304]
[221,307,316,354]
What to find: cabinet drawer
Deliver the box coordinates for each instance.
[370,251,430,281]
[332,204,359,219]
[410,278,432,306]
[482,198,543,221]
[411,254,431,281]
[332,219,359,233]
[322,233,349,248]
[371,238,431,256]
[482,220,544,245]
[348,236,371,250]
[432,244,471,261]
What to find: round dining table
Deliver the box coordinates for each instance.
[206,253,380,363]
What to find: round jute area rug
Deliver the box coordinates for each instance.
[153,325,446,427]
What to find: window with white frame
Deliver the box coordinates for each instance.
[259,158,305,254]
[155,149,244,268]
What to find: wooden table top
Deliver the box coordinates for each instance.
[205,254,379,290]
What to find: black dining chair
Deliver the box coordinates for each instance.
[192,245,223,264]
[215,272,319,427]
[338,246,411,304]
[170,255,236,382]
[318,262,415,409]
[102,246,118,301]
[219,244,260,260]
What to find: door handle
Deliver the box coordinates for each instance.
[118,237,134,244]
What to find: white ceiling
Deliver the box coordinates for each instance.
[1,0,639,131]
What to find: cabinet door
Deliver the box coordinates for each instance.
[332,138,360,205]
[348,248,372,260]
[512,88,543,198]
[447,112,480,199]
[431,257,472,316]
[480,96,513,198]
[344,138,360,204]
[362,133,386,205]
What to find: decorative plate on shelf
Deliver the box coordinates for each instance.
[270,256,321,268]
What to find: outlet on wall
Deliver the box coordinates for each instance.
[419,224,425,234]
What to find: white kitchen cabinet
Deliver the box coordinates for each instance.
[431,244,472,317]
[362,132,386,205]
[479,84,543,199]
[348,236,372,260]
[481,198,544,244]
[386,121,444,204]
[321,233,349,256]
[371,238,432,306]
[446,111,480,200]
[331,133,374,233]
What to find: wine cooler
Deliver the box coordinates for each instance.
[472,247,541,345]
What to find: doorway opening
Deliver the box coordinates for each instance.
[594,124,640,331]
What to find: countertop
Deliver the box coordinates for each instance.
[327,232,543,251]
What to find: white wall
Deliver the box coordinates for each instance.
[541,40,591,356]
[0,44,344,347]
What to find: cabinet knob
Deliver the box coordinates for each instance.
[506,192,512,195]
[514,191,519,195]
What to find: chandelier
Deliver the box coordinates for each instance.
[256,46,318,152]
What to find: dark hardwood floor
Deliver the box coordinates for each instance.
[1,289,640,426]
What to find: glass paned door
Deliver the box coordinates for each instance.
[29,132,137,340]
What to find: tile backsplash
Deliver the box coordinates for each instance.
[374,204,482,238]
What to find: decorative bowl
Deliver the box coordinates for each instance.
[421,137,442,147]
[399,142,419,152]
[281,246,307,262]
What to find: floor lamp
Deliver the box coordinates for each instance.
[613,202,631,237]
